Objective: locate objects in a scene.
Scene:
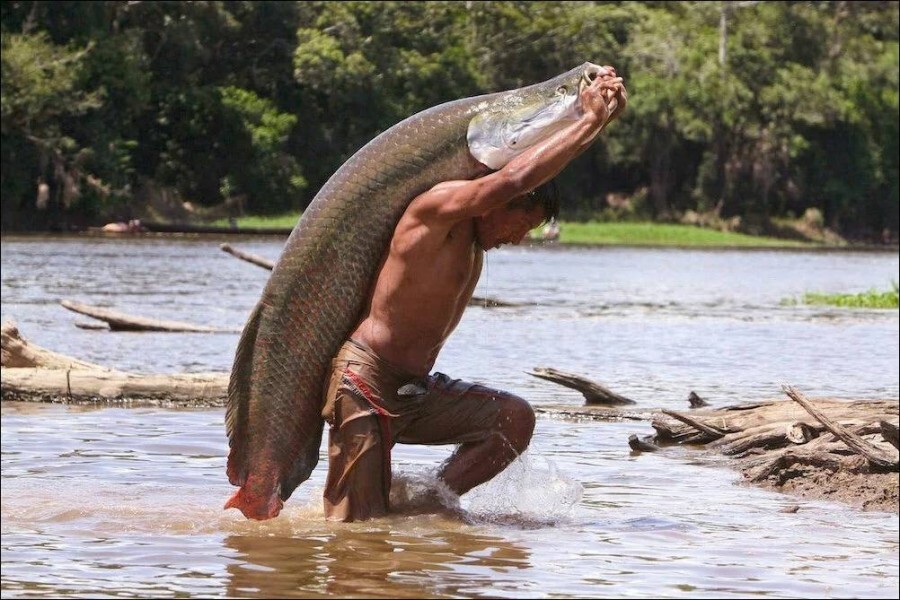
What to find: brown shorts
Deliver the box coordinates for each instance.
[321,338,511,522]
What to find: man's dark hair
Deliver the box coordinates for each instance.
[508,180,560,223]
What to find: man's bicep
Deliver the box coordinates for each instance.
[413,175,519,222]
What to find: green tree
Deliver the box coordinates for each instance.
[0,30,101,228]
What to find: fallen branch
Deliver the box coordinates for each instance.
[661,409,729,441]
[61,300,234,333]
[749,451,846,484]
[219,243,275,270]
[528,367,636,405]
[783,385,898,470]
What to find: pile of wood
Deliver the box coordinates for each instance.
[636,388,898,512]
[529,367,898,512]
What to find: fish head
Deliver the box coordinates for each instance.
[467,62,613,170]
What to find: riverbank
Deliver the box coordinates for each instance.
[196,215,896,250]
[7,214,896,250]
[209,214,807,247]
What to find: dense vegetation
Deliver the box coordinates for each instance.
[2,1,897,241]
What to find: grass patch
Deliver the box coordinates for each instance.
[557,221,810,248]
[783,282,899,309]
[218,215,813,248]
[211,214,300,228]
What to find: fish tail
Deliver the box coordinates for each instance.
[224,480,284,521]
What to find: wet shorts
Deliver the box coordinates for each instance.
[320,338,510,521]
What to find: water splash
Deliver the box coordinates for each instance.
[387,453,582,526]
[389,472,464,518]
[461,452,583,525]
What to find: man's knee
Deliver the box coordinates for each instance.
[496,394,535,454]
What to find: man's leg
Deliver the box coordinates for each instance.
[438,392,535,494]
[396,376,536,496]
[322,381,393,522]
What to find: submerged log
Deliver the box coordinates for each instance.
[1,322,227,406]
[528,367,636,405]
[628,434,661,452]
[467,296,531,308]
[687,391,710,408]
[642,388,899,512]
[61,300,234,333]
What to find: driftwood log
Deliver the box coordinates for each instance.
[1,321,227,406]
[644,387,899,512]
[218,242,527,308]
[220,243,276,270]
[528,367,636,405]
[2,321,106,370]
[61,300,234,333]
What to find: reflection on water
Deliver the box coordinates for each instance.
[2,235,898,598]
[224,526,531,599]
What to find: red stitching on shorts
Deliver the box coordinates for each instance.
[344,370,396,417]
[343,369,393,502]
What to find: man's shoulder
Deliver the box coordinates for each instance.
[418,179,473,198]
[404,179,473,220]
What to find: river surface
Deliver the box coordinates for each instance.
[2,234,898,598]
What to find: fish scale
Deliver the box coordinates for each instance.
[225,62,603,520]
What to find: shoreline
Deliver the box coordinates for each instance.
[2,230,898,254]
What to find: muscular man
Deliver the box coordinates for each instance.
[321,69,627,521]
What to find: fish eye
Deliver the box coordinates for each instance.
[556,85,568,95]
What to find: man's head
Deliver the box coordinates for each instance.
[475,181,560,250]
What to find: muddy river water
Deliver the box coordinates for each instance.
[2,235,898,598]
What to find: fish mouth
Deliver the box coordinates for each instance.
[580,63,612,90]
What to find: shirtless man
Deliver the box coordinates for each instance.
[321,69,627,521]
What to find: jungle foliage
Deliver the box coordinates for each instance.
[1,1,897,239]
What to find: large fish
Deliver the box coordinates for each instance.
[225,62,614,520]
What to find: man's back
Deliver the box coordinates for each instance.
[350,185,485,377]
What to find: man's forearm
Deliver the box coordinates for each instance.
[499,112,606,195]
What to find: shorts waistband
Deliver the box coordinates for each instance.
[337,337,420,382]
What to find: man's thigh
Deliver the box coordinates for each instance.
[395,373,518,446]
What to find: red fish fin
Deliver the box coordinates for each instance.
[224,484,284,521]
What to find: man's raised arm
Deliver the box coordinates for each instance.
[413,73,627,224]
